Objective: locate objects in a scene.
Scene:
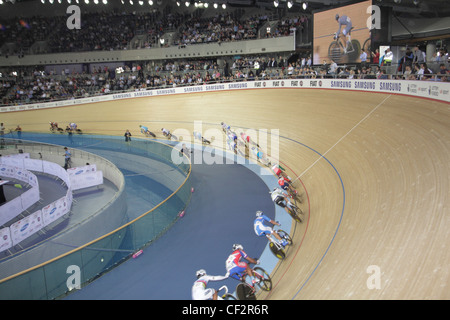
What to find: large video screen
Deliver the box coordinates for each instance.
[313,0,372,65]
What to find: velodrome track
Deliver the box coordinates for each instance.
[1,88,449,299]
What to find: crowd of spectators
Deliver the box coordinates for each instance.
[1,49,449,106]
[47,11,161,53]
[266,15,309,38]
[1,9,307,56]
[176,13,262,46]
[0,15,58,57]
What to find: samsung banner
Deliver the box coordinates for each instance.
[0,79,448,116]
[0,155,104,253]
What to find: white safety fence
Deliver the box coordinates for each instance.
[0,153,103,253]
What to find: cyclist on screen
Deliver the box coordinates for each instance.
[334,13,353,53]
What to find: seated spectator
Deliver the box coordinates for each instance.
[439,63,448,74]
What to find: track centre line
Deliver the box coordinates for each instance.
[291,94,392,184]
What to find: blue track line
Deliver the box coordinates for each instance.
[280,136,346,300]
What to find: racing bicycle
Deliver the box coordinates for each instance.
[286,200,303,223]
[267,228,293,260]
[217,285,237,300]
[232,265,272,300]
[328,27,360,63]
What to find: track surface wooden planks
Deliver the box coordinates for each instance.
[2,88,449,300]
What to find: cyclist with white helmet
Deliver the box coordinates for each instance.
[270,187,295,215]
[254,211,288,247]
[225,244,259,283]
[191,269,229,300]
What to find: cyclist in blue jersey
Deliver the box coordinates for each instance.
[139,125,150,135]
[254,211,288,247]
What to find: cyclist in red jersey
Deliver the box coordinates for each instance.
[278,176,297,195]
[225,244,259,282]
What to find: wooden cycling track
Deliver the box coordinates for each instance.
[1,88,449,300]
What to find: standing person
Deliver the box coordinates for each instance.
[64,147,71,170]
[413,46,425,65]
[0,178,6,205]
[371,48,380,65]
[383,48,393,66]
[124,129,132,142]
[360,49,368,68]
[15,125,22,139]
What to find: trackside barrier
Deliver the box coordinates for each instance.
[0,138,191,300]
[0,79,448,114]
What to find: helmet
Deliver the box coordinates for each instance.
[335,14,339,21]
[232,244,243,251]
[256,210,263,217]
[196,269,206,278]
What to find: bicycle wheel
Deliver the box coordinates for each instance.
[269,241,285,260]
[277,230,293,245]
[363,38,371,54]
[223,293,237,300]
[236,283,256,300]
[288,206,302,223]
[349,39,361,62]
[253,267,272,292]
[328,41,344,63]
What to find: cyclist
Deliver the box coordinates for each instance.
[254,211,288,247]
[191,269,228,300]
[271,163,292,181]
[140,125,150,135]
[334,13,353,53]
[278,175,297,195]
[270,187,297,215]
[225,244,260,284]
[193,131,211,144]
[161,127,172,138]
